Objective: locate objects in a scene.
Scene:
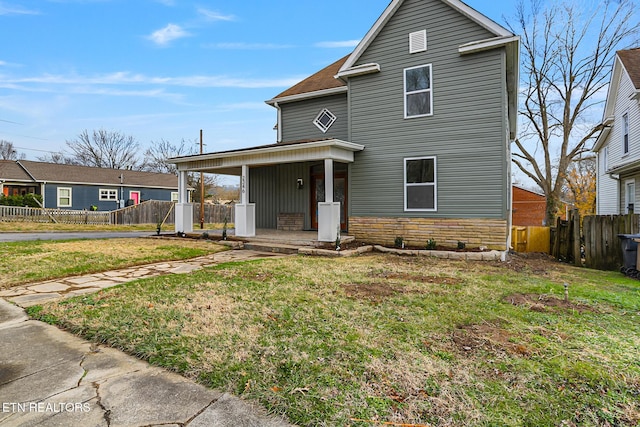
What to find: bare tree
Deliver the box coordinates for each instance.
[0,140,24,160]
[37,152,77,164]
[66,129,141,169]
[509,0,639,225]
[142,138,196,174]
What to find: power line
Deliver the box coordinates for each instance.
[0,119,24,125]
[13,145,66,154]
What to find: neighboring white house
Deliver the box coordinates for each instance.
[594,48,640,215]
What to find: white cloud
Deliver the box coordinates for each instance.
[0,2,39,15]
[315,40,361,48]
[204,42,294,50]
[1,71,303,89]
[147,24,190,46]
[0,60,22,67]
[197,8,235,22]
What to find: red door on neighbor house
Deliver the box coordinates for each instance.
[129,191,140,205]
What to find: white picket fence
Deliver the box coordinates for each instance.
[0,205,111,225]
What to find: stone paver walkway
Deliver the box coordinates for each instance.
[1,250,286,308]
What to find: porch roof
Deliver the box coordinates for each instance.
[168,138,365,175]
[607,158,640,177]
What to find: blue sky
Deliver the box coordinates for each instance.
[0,0,517,164]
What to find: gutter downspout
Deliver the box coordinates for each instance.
[274,101,282,143]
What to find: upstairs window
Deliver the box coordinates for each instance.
[623,112,629,155]
[404,64,432,118]
[313,108,337,133]
[404,157,437,211]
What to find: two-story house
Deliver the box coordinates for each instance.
[594,48,640,214]
[169,0,519,252]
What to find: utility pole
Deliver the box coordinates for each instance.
[199,129,205,230]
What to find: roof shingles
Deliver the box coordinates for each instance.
[618,48,640,90]
[0,160,177,188]
[273,55,349,100]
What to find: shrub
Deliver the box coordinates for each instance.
[426,239,437,250]
[0,194,43,208]
[394,236,404,248]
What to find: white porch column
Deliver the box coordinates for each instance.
[235,164,256,237]
[175,170,193,233]
[318,159,341,242]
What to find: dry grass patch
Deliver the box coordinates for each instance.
[0,221,227,232]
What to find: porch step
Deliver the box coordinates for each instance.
[242,242,302,255]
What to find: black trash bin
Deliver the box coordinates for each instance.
[617,234,640,273]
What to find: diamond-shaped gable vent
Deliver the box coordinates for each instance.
[313,108,337,133]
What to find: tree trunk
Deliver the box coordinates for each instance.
[545,191,560,227]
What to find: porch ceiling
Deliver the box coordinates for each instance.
[168,139,365,175]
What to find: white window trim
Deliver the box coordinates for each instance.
[57,187,72,208]
[622,112,629,155]
[404,64,433,119]
[404,156,437,212]
[313,108,337,133]
[625,178,635,214]
[99,188,118,201]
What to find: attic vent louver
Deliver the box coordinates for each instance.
[313,108,337,133]
[409,30,427,54]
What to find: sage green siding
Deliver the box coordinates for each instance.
[281,94,348,142]
[250,163,312,229]
[349,0,509,220]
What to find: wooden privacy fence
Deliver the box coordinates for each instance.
[111,200,234,225]
[0,205,111,225]
[550,210,639,271]
[582,214,639,271]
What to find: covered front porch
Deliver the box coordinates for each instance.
[168,139,364,243]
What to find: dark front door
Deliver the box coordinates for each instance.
[310,171,347,231]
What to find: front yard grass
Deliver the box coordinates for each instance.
[0,238,226,289]
[29,254,640,426]
[0,221,226,232]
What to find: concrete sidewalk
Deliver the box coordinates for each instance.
[0,249,295,427]
[0,300,293,427]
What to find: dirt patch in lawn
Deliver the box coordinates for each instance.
[452,322,532,356]
[342,282,405,303]
[504,293,597,313]
[367,270,462,286]
[496,252,561,275]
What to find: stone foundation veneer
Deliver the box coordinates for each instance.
[348,217,508,251]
